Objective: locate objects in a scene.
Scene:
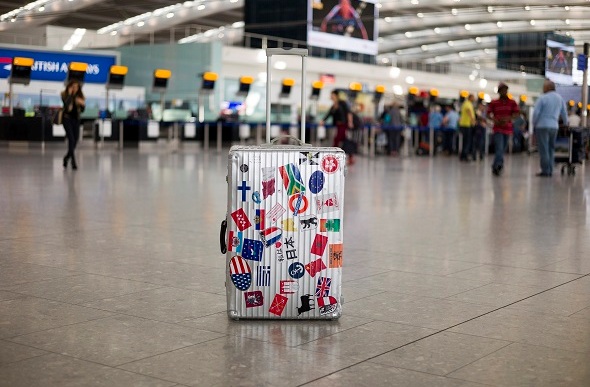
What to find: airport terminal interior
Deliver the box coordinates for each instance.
[2,1,590,386]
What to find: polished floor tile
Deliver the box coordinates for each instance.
[1,147,589,386]
[448,343,590,387]
[10,315,225,366]
[119,335,359,386]
[368,331,511,376]
[0,354,176,387]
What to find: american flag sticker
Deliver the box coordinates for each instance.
[329,243,344,268]
[231,208,252,231]
[269,294,289,316]
[315,277,332,297]
[256,265,271,287]
[229,256,252,291]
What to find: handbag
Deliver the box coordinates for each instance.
[53,108,63,125]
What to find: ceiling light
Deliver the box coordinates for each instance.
[274,61,287,70]
[393,85,404,95]
[38,6,45,12]
[459,52,465,58]
[484,49,492,54]
[417,13,424,18]
[384,17,392,22]
[376,2,382,8]
[389,67,401,78]
[451,8,457,15]
[434,27,441,34]
[405,31,412,38]
[381,58,390,63]
[479,78,488,88]
[137,21,145,27]
[469,74,476,81]
[465,24,471,30]
[497,21,503,27]
[110,31,117,36]
[448,41,454,46]
[411,0,419,4]
[197,4,205,10]
[475,37,482,43]
[166,12,174,18]
[530,20,535,25]
[405,76,415,84]
[183,1,193,7]
[10,17,16,22]
[521,72,527,77]
[565,19,570,25]
[524,5,530,11]
[421,45,428,51]
[434,57,441,63]
[565,6,570,10]
[475,64,481,69]
[487,6,493,13]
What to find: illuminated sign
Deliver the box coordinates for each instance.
[0,47,116,83]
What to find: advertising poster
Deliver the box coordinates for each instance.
[308,0,378,55]
[545,40,575,86]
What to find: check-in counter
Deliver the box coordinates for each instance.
[0,116,61,142]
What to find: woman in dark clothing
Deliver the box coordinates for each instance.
[61,80,85,170]
[320,90,354,163]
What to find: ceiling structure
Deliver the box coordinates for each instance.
[1,0,589,68]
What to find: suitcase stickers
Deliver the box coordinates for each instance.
[225,149,345,319]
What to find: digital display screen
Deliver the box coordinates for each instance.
[202,79,215,90]
[546,39,575,86]
[308,0,378,55]
[153,77,168,89]
[108,73,125,86]
[11,65,32,80]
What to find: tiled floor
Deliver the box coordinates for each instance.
[1,144,589,387]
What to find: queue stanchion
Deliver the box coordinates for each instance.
[484,128,490,158]
[118,121,123,150]
[217,121,222,153]
[369,125,376,158]
[204,123,210,152]
[256,123,262,145]
[429,127,435,157]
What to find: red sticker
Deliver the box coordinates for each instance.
[321,155,339,174]
[269,294,289,316]
[288,193,309,215]
[231,209,252,231]
[305,258,327,277]
[311,234,329,257]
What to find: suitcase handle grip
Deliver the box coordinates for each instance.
[268,135,307,146]
[220,220,227,254]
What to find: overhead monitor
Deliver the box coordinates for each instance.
[67,62,88,84]
[308,0,378,56]
[107,65,128,90]
[9,57,34,85]
[546,39,575,86]
[153,69,172,92]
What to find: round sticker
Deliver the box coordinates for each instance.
[309,171,325,194]
[321,155,339,174]
[288,262,305,279]
[288,193,309,215]
[240,164,249,173]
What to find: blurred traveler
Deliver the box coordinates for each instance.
[472,103,488,160]
[61,80,85,170]
[442,105,459,155]
[487,82,520,176]
[532,79,568,177]
[321,90,354,162]
[459,94,476,161]
[568,109,581,128]
[385,102,403,156]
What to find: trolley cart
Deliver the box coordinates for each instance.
[555,127,585,176]
[220,48,345,320]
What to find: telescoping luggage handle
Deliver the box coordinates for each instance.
[266,47,308,145]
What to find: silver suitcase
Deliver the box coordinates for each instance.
[220,48,345,319]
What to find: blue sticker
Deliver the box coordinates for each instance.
[252,191,262,204]
[288,262,305,279]
[242,239,264,262]
[309,171,325,194]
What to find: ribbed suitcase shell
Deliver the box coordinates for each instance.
[225,144,345,319]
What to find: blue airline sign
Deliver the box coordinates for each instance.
[0,47,116,83]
